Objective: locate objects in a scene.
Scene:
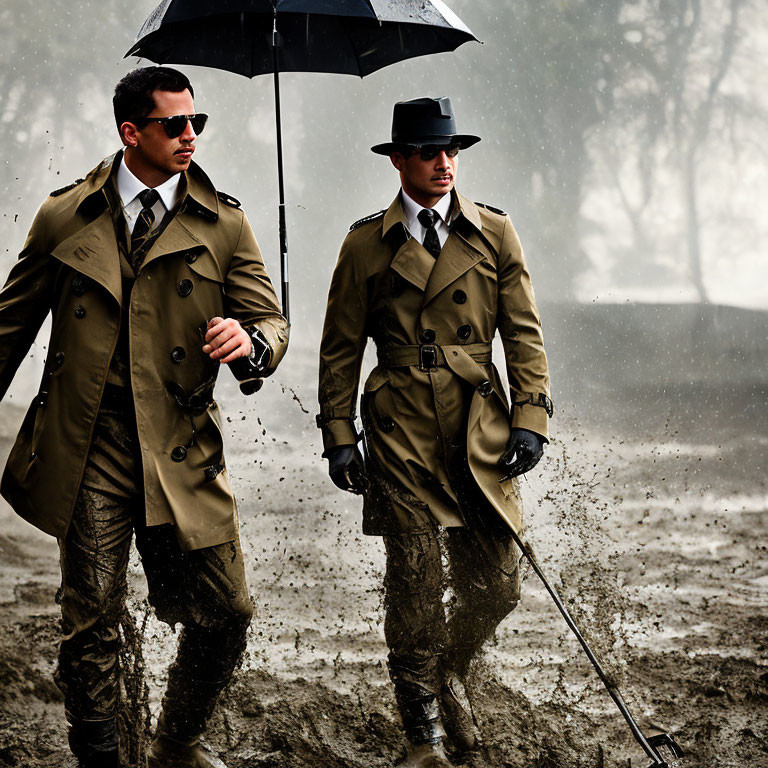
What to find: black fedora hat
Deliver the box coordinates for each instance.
[371,97,481,155]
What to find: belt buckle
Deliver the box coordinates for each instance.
[419,345,438,371]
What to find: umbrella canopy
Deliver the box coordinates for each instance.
[126,0,477,77]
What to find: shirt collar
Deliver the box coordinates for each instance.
[116,155,181,211]
[400,189,454,232]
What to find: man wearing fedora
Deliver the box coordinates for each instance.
[316,97,553,766]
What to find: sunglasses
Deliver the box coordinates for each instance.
[408,144,460,161]
[136,113,208,138]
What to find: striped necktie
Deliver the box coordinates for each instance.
[130,188,161,266]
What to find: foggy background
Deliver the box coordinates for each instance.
[1,0,766,422]
[0,2,767,767]
[2,1,767,319]
[2,0,767,423]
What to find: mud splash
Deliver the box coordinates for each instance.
[0,374,766,767]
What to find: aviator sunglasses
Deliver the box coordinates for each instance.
[407,144,460,161]
[135,113,209,138]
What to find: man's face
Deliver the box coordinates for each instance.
[391,146,459,208]
[121,89,197,184]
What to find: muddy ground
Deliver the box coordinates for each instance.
[0,341,765,768]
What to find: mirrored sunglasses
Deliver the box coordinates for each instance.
[408,144,460,161]
[137,113,208,138]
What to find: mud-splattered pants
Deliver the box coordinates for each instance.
[55,395,253,734]
[383,511,520,741]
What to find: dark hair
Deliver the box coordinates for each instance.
[113,66,194,129]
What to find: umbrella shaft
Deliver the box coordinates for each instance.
[272,12,289,321]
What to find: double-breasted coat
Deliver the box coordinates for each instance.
[0,151,288,550]
[318,192,551,536]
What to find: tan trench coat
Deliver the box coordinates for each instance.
[318,192,551,536]
[0,152,288,550]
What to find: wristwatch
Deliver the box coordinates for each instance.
[246,326,272,374]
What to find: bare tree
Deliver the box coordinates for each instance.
[598,0,753,302]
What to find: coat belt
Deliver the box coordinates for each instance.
[377,342,492,370]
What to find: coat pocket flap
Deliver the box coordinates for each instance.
[363,366,389,393]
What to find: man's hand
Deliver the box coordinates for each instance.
[499,428,546,479]
[203,317,251,364]
[327,444,367,495]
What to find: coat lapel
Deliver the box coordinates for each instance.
[422,194,489,308]
[422,232,485,308]
[390,238,437,293]
[382,194,441,293]
[51,210,123,305]
[139,161,220,272]
[140,214,207,273]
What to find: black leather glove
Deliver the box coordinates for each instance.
[327,444,367,495]
[499,428,546,479]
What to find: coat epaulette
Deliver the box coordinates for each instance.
[50,178,85,197]
[474,202,507,216]
[350,210,386,231]
[217,191,241,208]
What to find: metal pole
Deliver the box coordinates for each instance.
[272,8,290,323]
[513,536,669,766]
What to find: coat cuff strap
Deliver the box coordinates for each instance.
[510,392,552,439]
[317,415,359,453]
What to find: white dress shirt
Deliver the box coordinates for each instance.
[400,189,454,250]
[116,158,181,234]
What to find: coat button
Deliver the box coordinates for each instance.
[477,380,493,398]
[184,251,199,264]
[74,305,86,319]
[453,289,467,304]
[170,346,186,364]
[177,279,194,297]
[380,418,395,433]
[71,276,86,296]
[52,352,65,370]
[36,392,48,407]
[171,446,187,462]
[457,324,472,340]
[29,451,38,462]
[421,328,436,344]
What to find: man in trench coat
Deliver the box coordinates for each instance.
[317,98,552,767]
[0,67,288,767]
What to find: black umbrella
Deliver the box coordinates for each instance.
[126,0,478,321]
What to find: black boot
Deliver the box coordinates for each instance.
[393,685,451,768]
[148,670,229,768]
[148,712,227,768]
[439,671,479,753]
[148,622,246,767]
[67,713,119,768]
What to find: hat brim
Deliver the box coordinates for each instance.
[370,134,481,155]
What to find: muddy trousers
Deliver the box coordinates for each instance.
[55,403,253,756]
[383,525,520,744]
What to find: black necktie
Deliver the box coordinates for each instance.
[130,188,161,265]
[417,208,441,259]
